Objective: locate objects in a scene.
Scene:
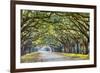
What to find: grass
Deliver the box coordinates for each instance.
[21,52,40,63]
[63,53,89,60]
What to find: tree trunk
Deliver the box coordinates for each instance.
[75,40,80,54]
[83,39,89,54]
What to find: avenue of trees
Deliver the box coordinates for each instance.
[21,10,90,55]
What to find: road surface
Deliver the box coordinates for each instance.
[21,50,88,63]
[37,51,72,62]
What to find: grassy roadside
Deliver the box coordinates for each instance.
[21,52,40,63]
[62,53,89,60]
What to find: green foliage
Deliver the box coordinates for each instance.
[21,10,90,54]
